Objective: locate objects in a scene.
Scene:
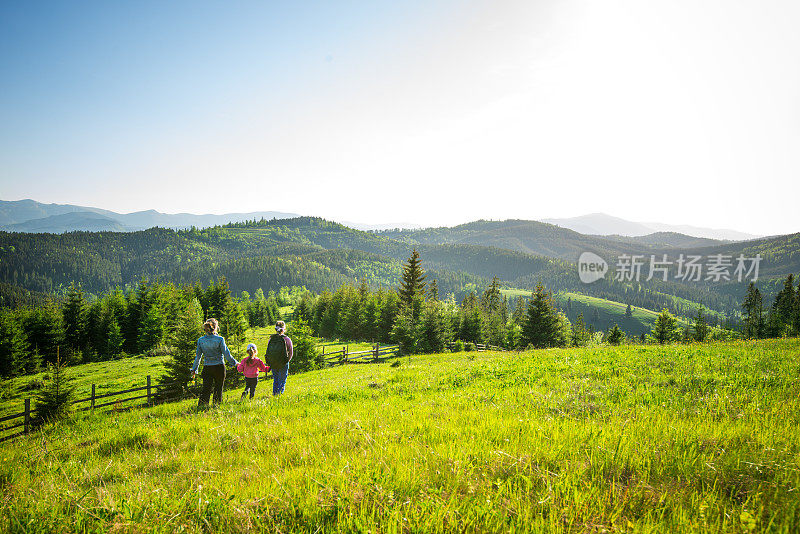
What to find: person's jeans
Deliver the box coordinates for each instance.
[272,365,289,395]
[199,364,226,406]
[242,377,258,399]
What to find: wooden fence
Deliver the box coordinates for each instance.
[445,342,507,352]
[321,343,399,366]
[0,375,165,444]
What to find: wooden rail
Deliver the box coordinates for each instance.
[0,375,165,444]
[321,343,399,365]
[445,342,507,352]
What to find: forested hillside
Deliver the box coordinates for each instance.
[1,216,797,319]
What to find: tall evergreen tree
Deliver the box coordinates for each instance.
[511,297,527,325]
[692,306,709,342]
[651,309,680,344]
[481,277,502,314]
[418,300,450,353]
[287,318,322,372]
[222,300,248,358]
[742,282,765,339]
[23,303,64,365]
[459,298,482,343]
[428,279,439,302]
[571,312,589,347]
[33,354,76,427]
[62,283,87,359]
[159,298,204,400]
[606,324,624,345]
[793,282,800,335]
[138,304,165,352]
[398,249,427,322]
[106,316,125,357]
[521,283,561,348]
[0,310,30,377]
[772,274,796,334]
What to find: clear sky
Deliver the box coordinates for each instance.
[1,0,798,235]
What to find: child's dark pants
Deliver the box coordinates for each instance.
[242,377,258,399]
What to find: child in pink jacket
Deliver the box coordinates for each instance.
[237,343,270,399]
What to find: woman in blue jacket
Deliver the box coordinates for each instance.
[191,318,239,407]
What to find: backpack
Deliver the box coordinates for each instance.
[265,334,290,371]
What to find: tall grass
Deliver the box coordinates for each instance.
[1,338,799,533]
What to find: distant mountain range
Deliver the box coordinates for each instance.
[0,199,301,233]
[0,199,764,242]
[541,213,760,241]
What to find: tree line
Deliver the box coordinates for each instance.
[740,274,800,339]
[0,277,281,379]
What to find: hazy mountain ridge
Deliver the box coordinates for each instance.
[542,212,760,241]
[0,199,301,233]
[2,211,128,233]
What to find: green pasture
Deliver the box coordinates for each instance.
[2,338,799,532]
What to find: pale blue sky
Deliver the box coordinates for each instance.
[1,1,799,235]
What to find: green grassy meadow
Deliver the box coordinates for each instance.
[2,339,800,533]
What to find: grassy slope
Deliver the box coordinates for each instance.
[2,339,799,533]
[0,355,170,419]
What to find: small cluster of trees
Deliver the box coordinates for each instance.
[741,274,800,339]
[0,277,280,379]
[301,250,634,354]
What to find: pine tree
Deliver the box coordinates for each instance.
[107,317,125,357]
[33,354,76,427]
[521,283,560,348]
[625,304,633,318]
[742,282,765,339]
[287,318,322,372]
[692,307,709,342]
[223,300,249,358]
[0,310,30,377]
[651,309,679,344]
[419,301,450,353]
[62,283,87,357]
[571,312,589,347]
[391,307,417,355]
[481,277,502,314]
[295,293,314,323]
[459,302,482,344]
[511,297,527,325]
[606,324,624,345]
[428,279,439,302]
[159,299,203,400]
[205,277,233,321]
[377,291,400,343]
[23,303,64,365]
[793,282,800,335]
[398,249,426,322]
[138,304,165,352]
[772,274,796,334]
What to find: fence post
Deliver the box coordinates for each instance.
[374,343,379,361]
[322,346,325,356]
[91,384,96,411]
[147,375,152,406]
[24,398,30,434]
